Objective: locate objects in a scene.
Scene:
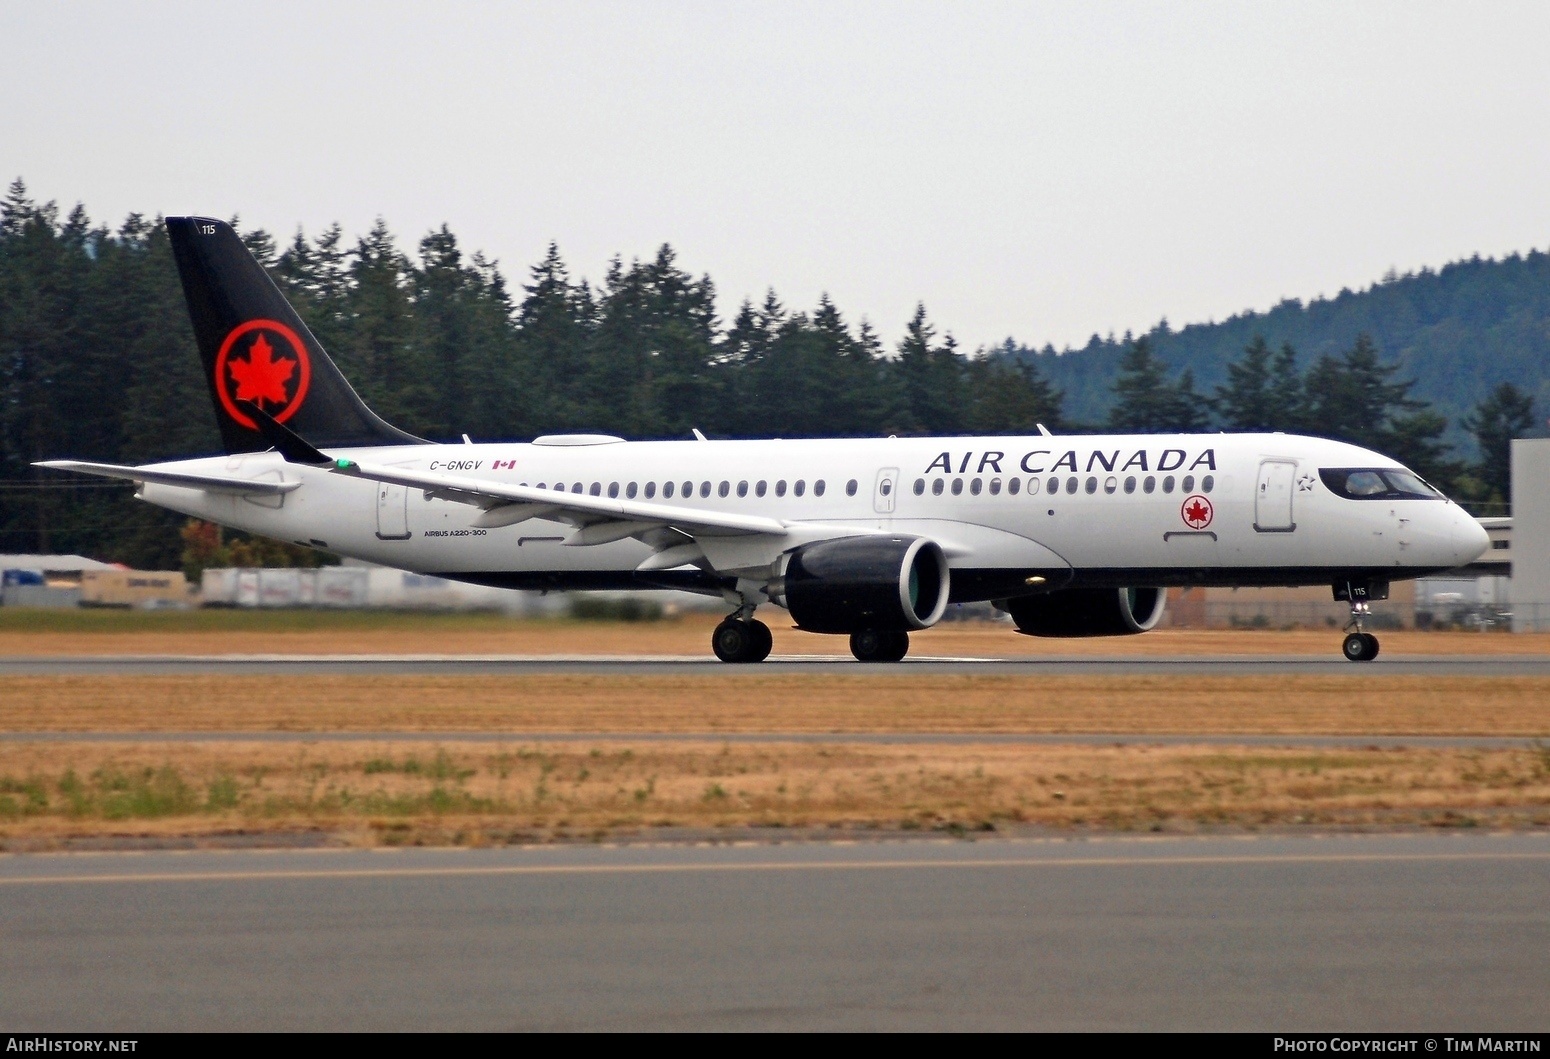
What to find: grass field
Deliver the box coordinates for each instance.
[3,740,1546,845]
[2,673,1548,735]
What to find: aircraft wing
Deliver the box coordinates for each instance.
[35,460,301,496]
[332,458,788,540]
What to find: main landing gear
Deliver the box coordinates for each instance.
[849,628,909,663]
[712,616,773,663]
[1341,598,1380,662]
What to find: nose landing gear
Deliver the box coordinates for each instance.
[1341,600,1380,662]
[1335,580,1384,662]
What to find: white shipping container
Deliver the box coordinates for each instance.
[258,568,301,607]
[200,568,239,605]
[317,567,369,607]
[236,570,260,607]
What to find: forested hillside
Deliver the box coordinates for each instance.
[1002,251,1550,437]
[0,181,1535,567]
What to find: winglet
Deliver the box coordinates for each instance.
[236,400,333,465]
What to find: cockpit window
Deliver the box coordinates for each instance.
[1319,467,1443,500]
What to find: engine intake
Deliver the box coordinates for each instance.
[776,536,950,634]
[1005,587,1165,637]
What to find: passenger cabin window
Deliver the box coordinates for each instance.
[608,482,619,498]
[1319,468,1442,500]
[932,479,944,496]
[794,480,806,497]
[1143,476,1156,494]
[1182,475,1194,493]
[1084,477,1097,494]
[970,478,982,495]
[1008,477,1021,495]
[1123,476,1136,494]
[989,478,1001,495]
[914,479,925,496]
[737,481,748,498]
[846,479,858,496]
[700,481,711,498]
[645,482,656,499]
[1202,475,1214,493]
[756,481,767,497]
[1104,476,1117,494]
[1065,477,1078,494]
[776,480,787,497]
[814,480,826,497]
[951,479,963,496]
[682,481,692,497]
[626,482,637,499]
[1162,476,1175,494]
[590,483,601,496]
[718,481,730,498]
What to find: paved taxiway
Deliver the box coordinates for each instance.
[6,652,1550,675]
[3,833,1546,1030]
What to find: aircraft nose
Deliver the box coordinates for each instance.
[1451,507,1490,564]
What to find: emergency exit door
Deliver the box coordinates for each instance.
[1254,459,1297,533]
[376,483,411,540]
[874,468,899,514]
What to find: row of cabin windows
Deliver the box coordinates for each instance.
[912,474,1215,498]
[523,478,840,500]
[512,473,1213,503]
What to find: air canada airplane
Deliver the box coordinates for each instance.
[41,218,1489,663]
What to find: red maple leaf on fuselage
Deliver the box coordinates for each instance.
[227,333,295,408]
[1184,499,1210,525]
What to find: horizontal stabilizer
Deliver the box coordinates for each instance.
[34,461,300,496]
[237,399,332,465]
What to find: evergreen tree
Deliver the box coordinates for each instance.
[1462,382,1536,504]
[1302,333,1457,484]
[893,304,966,434]
[965,345,1064,434]
[1109,336,1206,431]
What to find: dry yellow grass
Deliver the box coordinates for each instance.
[2,612,1547,658]
[1,673,1547,736]
[3,739,1546,844]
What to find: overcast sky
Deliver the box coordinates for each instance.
[4,1,1549,352]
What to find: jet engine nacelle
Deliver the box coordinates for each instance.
[1005,587,1166,637]
[774,535,950,634]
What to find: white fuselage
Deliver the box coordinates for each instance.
[134,431,1489,605]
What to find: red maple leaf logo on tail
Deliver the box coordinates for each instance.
[227,334,295,407]
[214,319,312,428]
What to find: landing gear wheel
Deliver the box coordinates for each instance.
[712,618,772,663]
[849,628,909,663]
[713,619,753,663]
[1341,632,1379,662]
[747,620,773,662]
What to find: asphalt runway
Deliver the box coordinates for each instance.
[6,652,1550,675]
[2,833,1546,1031]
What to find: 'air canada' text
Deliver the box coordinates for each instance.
[923,449,1218,476]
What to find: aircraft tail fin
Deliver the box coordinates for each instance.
[165,216,423,454]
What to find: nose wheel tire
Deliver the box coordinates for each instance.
[1342,632,1380,662]
[712,618,772,663]
[849,628,909,663]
